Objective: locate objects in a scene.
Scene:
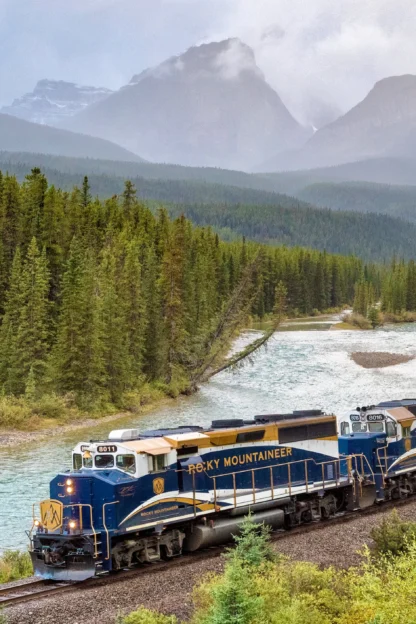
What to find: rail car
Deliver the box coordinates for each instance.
[29,401,416,581]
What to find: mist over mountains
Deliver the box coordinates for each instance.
[1,80,113,126]
[62,39,310,170]
[3,38,416,176]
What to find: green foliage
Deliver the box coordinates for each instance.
[0,550,32,584]
[368,306,382,328]
[228,514,276,568]
[370,509,416,557]
[0,393,82,429]
[0,153,415,261]
[191,541,416,624]
[200,559,263,624]
[341,313,372,330]
[0,168,409,425]
[118,608,177,624]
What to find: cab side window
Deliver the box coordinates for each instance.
[150,454,167,473]
[116,454,136,474]
[403,426,411,438]
[386,421,397,438]
[340,422,350,435]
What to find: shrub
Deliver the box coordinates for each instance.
[229,513,276,567]
[370,509,416,557]
[0,550,32,584]
[0,397,33,429]
[118,608,177,624]
[341,313,371,329]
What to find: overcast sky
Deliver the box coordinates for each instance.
[1,0,416,124]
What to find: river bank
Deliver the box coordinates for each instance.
[2,323,416,551]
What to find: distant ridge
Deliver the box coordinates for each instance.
[0,114,144,162]
[1,151,415,261]
[1,79,113,126]
[257,75,416,171]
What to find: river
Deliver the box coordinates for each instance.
[1,323,416,551]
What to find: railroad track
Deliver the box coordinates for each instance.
[3,496,416,609]
[0,578,79,607]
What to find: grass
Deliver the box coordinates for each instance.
[0,382,178,432]
[340,312,372,330]
[382,311,416,323]
[0,550,32,584]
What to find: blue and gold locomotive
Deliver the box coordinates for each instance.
[30,401,416,581]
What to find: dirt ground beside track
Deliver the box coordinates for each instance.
[6,500,416,624]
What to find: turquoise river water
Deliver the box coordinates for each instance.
[1,324,416,551]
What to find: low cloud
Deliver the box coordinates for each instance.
[214,0,416,126]
[214,39,263,81]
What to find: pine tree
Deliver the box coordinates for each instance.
[21,168,48,247]
[119,240,147,386]
[11,238,51,393]
[0,248,23,392]
[52,238,106,402]
[143,245,164,381]
[159,217,189,384]
[99,245,130,403]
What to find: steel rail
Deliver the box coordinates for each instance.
[3,495,416,609]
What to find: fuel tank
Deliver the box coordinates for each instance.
[184,507,285,551]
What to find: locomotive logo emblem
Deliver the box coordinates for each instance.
[153,478,165,495]
[40,499,63,531]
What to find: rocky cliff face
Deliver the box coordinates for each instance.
[64,39,310,170]
[1,80,113,126]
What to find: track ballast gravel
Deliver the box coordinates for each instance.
[6,500,416,624]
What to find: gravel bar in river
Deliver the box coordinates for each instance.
[351,351,415,368]
[7,501,416,624]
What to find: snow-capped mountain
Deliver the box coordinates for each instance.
[1,80,113,126]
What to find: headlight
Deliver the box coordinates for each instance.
[34,519,41,527]
[68,520,76,529]
[66,479,73,486]
[66,486,73,494]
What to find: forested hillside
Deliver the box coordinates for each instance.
[298,182,416,224]
[0,169,377,411]
[166,202,416,261]
[0,154,415,260]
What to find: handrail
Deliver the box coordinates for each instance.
[103,501,119,560]
[376,445,389,475]
[182,453,371,510]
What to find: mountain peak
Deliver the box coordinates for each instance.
[129,38,263,86]
[1,80,113,126]
[66,38,309,170]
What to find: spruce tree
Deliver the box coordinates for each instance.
[11,239,51,393]
[0,248,23,392]
[52,238,106,403]
[99,245,130,403]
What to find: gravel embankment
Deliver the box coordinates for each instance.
[6,500,416,624]
[351,351,414,368]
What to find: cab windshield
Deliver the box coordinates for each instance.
[352,422,384,433]
[95,454,115,468]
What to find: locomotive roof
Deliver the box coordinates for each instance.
[84,410,335,451]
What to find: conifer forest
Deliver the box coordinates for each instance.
[0,168,415,410]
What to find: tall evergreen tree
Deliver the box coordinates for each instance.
[9,239,51,393]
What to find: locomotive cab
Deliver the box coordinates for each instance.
[339,401,416,501]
